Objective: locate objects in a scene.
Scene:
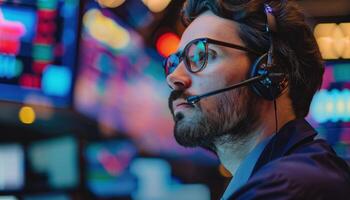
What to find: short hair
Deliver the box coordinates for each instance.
[181,0,324,118]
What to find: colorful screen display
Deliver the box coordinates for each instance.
[307,61,350,158]
[308,21,350,159]
[85,140,138,197]
[0,0,80,107]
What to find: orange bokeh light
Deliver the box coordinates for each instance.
[156,32,180,58]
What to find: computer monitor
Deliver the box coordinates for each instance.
[0,0,80,107]
[85,139,138,197]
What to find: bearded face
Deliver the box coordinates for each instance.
[165,12,264,151]
[168,86,262,150]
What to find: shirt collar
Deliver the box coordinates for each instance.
[221,134,273,200]
[221,118,317,200]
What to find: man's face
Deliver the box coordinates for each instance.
[167,11,262,149]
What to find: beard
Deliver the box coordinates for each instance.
[168,87,262,151]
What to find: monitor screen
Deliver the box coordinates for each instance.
[0,0,80,107]
[0,144,24,191]
[85,140,138,197]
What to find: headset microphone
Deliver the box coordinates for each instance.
[186,4,286,104]
[186,72,285,104]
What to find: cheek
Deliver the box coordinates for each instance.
[222,55,251,83]
[190,75,226,96]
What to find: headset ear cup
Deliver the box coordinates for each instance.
[250,53,283,100]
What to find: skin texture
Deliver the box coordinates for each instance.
[167,11,296,175]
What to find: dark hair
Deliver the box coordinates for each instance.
[181,0,324,118]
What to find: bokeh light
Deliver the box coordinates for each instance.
[83,9,130,50]
[42,65,72,97]
[141,0,172,13]
[314,23,350,59]
[156,32,180,57]
[310,89,350,123]
[19,106,36,124]
[96,0,126,8]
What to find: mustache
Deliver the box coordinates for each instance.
[168,90,184,114]
[168,89,197,115]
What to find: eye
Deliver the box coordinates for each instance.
[187,40,207,72]
[207,49,217,61]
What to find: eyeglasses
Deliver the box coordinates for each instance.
[163,37,260,77]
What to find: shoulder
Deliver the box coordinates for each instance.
[230,139,350,200]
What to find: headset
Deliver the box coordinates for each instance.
[186,4,287,104]
[249,4,287,101]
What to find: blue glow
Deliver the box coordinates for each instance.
[42,65,72,97]
[61,4,77,18]
[333,63,350,82]
[310,89,350,123]
[0,55,22,79]
[62,29,75,46]
[1,6,36,42]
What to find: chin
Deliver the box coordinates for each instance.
[173,112,218,149]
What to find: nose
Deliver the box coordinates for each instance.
[166,62,191,90]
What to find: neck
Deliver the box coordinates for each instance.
[215,97,296,176]
[215,132,260,176]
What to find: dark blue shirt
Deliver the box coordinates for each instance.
[222,135,273,199]
[225,119,350,200]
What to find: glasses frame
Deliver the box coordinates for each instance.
[163,37,261,76]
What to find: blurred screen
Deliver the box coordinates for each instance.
[0,0,80,107]
[74,1,212,157]
[307,61,350,158]
[85,140,138,197]
[0,144,24,191]
[307,21,350,159]
[130,158,211,200]
[27,137,78,189]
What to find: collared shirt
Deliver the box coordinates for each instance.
[221,135,273,200]
[221,119,350,200]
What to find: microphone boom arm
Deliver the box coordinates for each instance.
[186,73,284,104]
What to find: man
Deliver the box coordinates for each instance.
[164,0,350,199]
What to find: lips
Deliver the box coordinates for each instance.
[176,103,192,108]
[169,90,195,115]
[173,101,194,113]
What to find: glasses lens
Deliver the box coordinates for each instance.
[186,40,207,72]
[164,53,180,76]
